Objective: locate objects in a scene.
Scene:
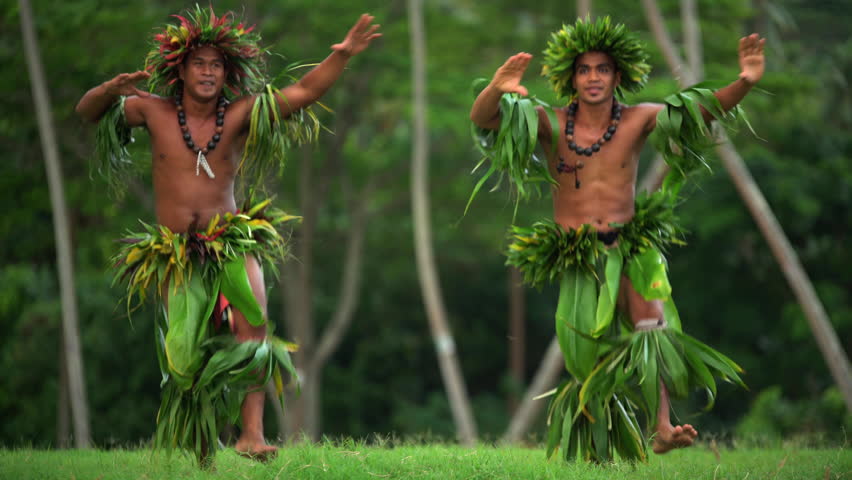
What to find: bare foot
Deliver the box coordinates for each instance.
[235,437,278,463]
[652,423,698,454]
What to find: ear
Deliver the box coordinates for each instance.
[614,70,622,87]
[178,63,186,82]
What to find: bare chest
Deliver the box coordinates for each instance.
[145,107,246,178]
[544,107,649,189]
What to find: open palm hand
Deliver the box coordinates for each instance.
[492,53,533,96]
[105,71,151,97]
[332,14,382,57]
[739,33,766,85]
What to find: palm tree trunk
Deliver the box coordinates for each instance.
[507,267,525,412]
[714,138,852,410]
[577,0,591,17]
[501,338,563,444]
[19,0,90,448]
[408,0,477,445]
[57,337,71,448]
[643,0,852,411]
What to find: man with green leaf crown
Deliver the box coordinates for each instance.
[76,6,381,467]
[470,16,764,462]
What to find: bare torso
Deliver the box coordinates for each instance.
[539,103,658,232]
[134,95,254,233]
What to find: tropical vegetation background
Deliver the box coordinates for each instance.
[2,0,850,452]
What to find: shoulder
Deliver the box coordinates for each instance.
[125,94,172,114]
[223,95,256,131]
[124,94,170,127]
[622,102,665,133]
[226,95,255,115]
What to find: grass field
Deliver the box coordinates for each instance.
[1,441,850,480]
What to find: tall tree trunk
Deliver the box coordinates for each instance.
[644,0,852,411]
[714,139,852,411]
[502,338,563,444]
[19,0,91,448]
[408,0,477,445]
[639,0,702,194]
[280,101,374,441]
[577,0,591,17]
[680,0,703,79]
[283,146,320,440]
[57,337,70,448]
[637,0,698,191]
[507,267,525,412]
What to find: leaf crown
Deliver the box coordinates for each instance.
[542,16,651,99]
[144,5,267,98]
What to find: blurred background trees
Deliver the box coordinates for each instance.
[1,0,849,447]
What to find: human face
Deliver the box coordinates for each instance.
[178,45,226,101]
[571,52,621,105]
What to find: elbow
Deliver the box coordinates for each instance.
[469,111,487,128]
[74,103,96,123]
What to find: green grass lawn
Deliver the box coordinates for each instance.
[1,442,849,479]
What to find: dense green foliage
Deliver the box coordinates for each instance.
[1,0,850,450]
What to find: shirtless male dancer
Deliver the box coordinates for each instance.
[76,11,381,460]
[471,23,764,453]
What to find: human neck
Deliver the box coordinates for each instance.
[573,98,615,128]
[179,90,220,117]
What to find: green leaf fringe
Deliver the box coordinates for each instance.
[546,381,647,463]
[506,191,686,289]
[112,197,300,315]
[93,96,137,198]
[154,332,298,468]
[578,328,746,435]
[467,79,559,215]
[238,83,323,197]
[650,82,755,195]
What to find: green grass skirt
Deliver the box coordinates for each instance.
[111,198,300,467]
[507,210,744,463]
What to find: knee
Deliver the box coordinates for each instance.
[235,326,266,342]
[628,299,664,325]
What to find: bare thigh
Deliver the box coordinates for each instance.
[231,255,268,342]
[617,274,664,326]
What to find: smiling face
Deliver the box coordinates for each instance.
[178,45,226,101]
[571,51,621,105]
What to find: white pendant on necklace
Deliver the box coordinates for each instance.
[196,150,215,179]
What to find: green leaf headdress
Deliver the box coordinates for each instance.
[145,5,267,98]
[542,16,651,99]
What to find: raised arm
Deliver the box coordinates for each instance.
[274,14,381,116]
[470,53,532,130]
[75,71,150,125]
[709,33,765,116]
[645,34,765,132]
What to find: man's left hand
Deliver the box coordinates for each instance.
[332,14,382,57]
[738,33,765,85]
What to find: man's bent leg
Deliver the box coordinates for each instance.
[620,275,698,454]
[231,255,278,461]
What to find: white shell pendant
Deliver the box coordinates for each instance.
[196,150,215,179]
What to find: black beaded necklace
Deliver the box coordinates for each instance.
[176,91,226,179]
[556,99,622,188]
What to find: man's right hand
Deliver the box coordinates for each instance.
[490,52,532,96]
[104,71,151,97]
